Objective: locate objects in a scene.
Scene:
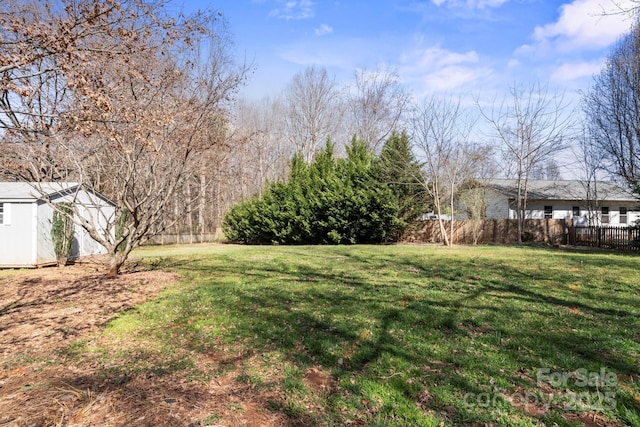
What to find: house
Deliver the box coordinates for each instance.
[474,179,640,226]
[0,182,115,267]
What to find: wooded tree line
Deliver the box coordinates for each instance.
[1,0,639,273]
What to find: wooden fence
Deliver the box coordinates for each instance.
[405,219,572,245]
[143,228,225,245]
[567,226,640,252]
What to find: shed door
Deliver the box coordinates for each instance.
[0,202,36,266]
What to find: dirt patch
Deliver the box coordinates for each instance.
[564,412,623,427]
[0,262,289,426]
[0,262,174,358]
[302,366,334,393]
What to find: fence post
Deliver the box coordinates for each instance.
[567,226,574,245]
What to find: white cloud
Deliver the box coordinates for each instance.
[431,0,509,10]
[550,59,604,83]
[530,0,635,52]
[269,0,315,20]
[314,24,333,36]
[507,59,520,69]
[399,45,492,94]
[278,41,359,68]
[509,0,635,87]
[418,47,479,67]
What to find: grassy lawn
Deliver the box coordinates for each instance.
[72,244,640,425]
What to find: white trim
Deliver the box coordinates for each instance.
[3,202,11,225]
[32,203,38,265]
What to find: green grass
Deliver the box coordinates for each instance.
[98,244,640,425]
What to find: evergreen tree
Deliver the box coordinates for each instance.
[373,132,427,240]
[223,136,410,244]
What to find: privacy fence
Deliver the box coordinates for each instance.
[406,219,572,245]
[567,226,640,252]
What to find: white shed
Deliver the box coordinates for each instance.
[0,182,115,267]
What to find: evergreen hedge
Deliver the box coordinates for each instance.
[224,135,425,245]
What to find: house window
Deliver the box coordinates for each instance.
[572,206,580,217]
[602,206,610,224]
[544,205,553,219]
[620,207,628,224]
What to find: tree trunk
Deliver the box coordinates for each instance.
[450,191,455,245]
[107,252,127,277]
[198,171,206,241]
[434,197,450,246]
[186,183,193,244]
[516,174,523,244]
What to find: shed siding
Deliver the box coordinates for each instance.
[0,202,35,266]
[51,192,113,257]
[36,200,56,264]
[0,183,115,267]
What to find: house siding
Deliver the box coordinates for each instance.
[485,190,510,219]
[515,201,639,226]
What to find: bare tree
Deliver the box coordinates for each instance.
[411,96,478,246]
[584,20,640,197]
[233,96,291,195]
[0,0,247,275]
[345,67,409,153]
[283,66,343,162]
[570,124,611,225]
[477,83,574,243]
[604,1,640,17]
[456,146,496,244]
[529,159,562,180]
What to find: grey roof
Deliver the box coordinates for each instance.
[0,182,80,201]
[486,179,637,202]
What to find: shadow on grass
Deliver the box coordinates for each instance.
[140,245,640,425]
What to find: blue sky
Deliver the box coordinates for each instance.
[182,0,635,102]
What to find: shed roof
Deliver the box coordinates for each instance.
[487,179,637,202]
[0,182,114,207]
[0,182,81,201]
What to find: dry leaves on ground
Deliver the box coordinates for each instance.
[0,260,288,427]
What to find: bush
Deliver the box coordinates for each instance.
[224,137,414,245]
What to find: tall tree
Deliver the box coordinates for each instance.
[477,83,573,243]
[373,132,426,239]
[411,96,478,246]
[571,125,611,225]
[0,0,247,275]
[584,20,640,197]
[283,66,343,162]
[232,96,291,195]
[346,68,409,153]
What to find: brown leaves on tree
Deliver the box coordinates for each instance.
[0,0,248,275]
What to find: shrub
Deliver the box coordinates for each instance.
[224,137,412,245]
[52,203,74,267]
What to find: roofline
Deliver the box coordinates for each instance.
[0,182,116,206]
[483,178,638,202]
